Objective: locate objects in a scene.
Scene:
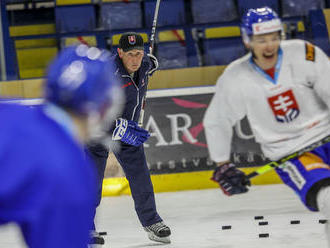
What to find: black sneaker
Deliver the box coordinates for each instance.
[144,221,171,243]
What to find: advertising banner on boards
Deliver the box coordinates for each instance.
[10,89,270,175]
[143,90,269,174]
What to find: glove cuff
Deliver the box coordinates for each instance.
[112,118,128,141]
[218,163,236,173]
[147,53,159,75]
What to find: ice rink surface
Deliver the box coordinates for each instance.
[0,184,327,248]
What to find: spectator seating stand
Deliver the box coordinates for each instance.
[309,9,330,55]
[191,0,238,24]
[281,0,325,18]
[2,0,329,80]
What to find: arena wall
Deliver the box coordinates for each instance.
[0,65,282,197]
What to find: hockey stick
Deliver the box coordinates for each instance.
[148,0,161,55]
[138,0,161,127]
[246,135,330,179]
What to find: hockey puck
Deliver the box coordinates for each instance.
[221,225,232,230]
[259,233,269,238]
[98,232,107,236]
[258,221,268,226]
[290,220,300,224]
[319,219,327,224]
[254,216,264,220]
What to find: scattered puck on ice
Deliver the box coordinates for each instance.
[254,216,264,220]
[221,225,232,230]
[258,221,268,226]
[319,219,327,224]
[258,233,269,238]
[290,220,300,224]
[98,232,107,236]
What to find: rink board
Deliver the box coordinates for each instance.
[103,86,281,196]
[102,168,282,196]
[0,65,224,98]
[0,87,283,197]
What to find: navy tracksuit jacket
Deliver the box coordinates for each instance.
[86,53,162,229]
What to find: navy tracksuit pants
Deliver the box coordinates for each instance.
[86,143,162,229]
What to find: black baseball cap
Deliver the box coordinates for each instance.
[119,32,144,52]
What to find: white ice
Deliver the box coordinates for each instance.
[0,184,327,248]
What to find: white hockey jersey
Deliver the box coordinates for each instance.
[203,39,330,162]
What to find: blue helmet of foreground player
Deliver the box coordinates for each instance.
[241,7,283,43]
[45,45,119,115]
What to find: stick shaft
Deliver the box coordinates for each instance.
[247,135,330,179]
[138,0,161,127]
[149,0,161,55]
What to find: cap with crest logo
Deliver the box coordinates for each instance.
[119,32,144,52]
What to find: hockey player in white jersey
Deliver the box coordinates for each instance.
[203,6,330,245]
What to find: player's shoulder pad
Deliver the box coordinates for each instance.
[304,41,315,62]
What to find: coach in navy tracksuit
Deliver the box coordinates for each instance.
[86,32,171,245]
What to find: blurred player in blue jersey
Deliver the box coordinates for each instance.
[0,44,122,248]
[204,7,330,246]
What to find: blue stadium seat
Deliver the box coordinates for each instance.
[156,29,200,69]
[282,20,307,40]
[144,0,185,27]
[237,0,279,17]
[157,42,188,69]
[55,5,95,33]
[282,0,325,17]
[191,0,238,24]
[201,26,246,65]
[309,9,330,56]
[100,2,142,30]
[203,37,246,65]
[5,0,23,3]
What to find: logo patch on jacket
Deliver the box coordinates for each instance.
[268,89,300,123]
[128,35,136,45]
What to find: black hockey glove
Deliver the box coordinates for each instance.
[211,163,251,196]
[147,54,159,76]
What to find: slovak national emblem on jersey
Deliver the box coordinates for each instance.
[267,89,300,123]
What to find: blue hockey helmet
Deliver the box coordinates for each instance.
[241,7,283,43]
[45,45,120,116]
